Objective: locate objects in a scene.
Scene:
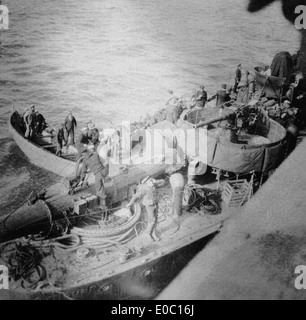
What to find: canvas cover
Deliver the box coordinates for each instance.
[178,108,287,174]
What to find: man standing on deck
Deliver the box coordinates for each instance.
[76,146,108,205]
[193,85,207,108]
[87,121,100,150]
[23,105,36,139]
[90,127,100,150]
[64,111,77,146]
[126,177,165,242]
[55,123,66,157]
[35,111,46,135]
[208,84,231,107]
[165,90,183,124]
[76,127,91,160]
[233,64,242,94]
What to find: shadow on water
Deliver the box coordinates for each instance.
[0,142,61,216]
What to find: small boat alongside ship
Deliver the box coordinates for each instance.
[1,100,289,300]
[8,110,77,178]
[3,52,298,299]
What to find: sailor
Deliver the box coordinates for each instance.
[166,90,179,107]
[165,90,183,124]
[76,146,108,205]
[246,71,256,98]
[233,64,242,94]
[55,123,66,157]
[76,127,91,160]
[23,105,36,139]
[208,84,231,107]
[35,110,46,135]
[126,176,165,242]
[87,122,100,149]
[193,85,208,108]
[64,111,77,146]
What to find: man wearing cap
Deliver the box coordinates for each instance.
[165,90,183,124]
[193,85,208,108]
[76,127,91,160]
[76,146,108,204]
[23,105,36,139]
[208,84,231,107]
[87,122,100,150]
[35,110,46,135]
[126,177,165,242]
[233,64,242,94]
[64,111,77,146]
[55,123,66,157]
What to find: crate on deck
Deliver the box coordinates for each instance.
[222,179,252,207]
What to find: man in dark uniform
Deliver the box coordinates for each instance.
[208,84,231,107]
[233,64,242,94]
[55,123,66,156]
[126,177,165,242]
[90,127,100,150]
[77,146,108,204]
[64,111,77,146]
[87,122,100,150]
[193,85,208,108]
[76,127,91,160]
[35,111,46,135]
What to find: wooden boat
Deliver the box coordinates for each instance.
[8,110,172,178]
[8,110,76,177]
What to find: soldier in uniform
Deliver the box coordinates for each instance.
[208,84,231,107]
[76,146,108,205]
[55,123,66,157]
[64,111,77,146]
[126,177,165,242]
[193,85,208,108]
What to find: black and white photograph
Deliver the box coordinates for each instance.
[1,0,306,303]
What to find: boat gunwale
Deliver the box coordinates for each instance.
[8,110,76,177]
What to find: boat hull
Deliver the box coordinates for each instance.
[0,230,217,300]
[8,111,76,177]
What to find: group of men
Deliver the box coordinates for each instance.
[63,117,111,207]
[22,105,47,139]
[55,111,102,158]
[197,64,251,108]
[166,64,258,120]
[55,111,78,156]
